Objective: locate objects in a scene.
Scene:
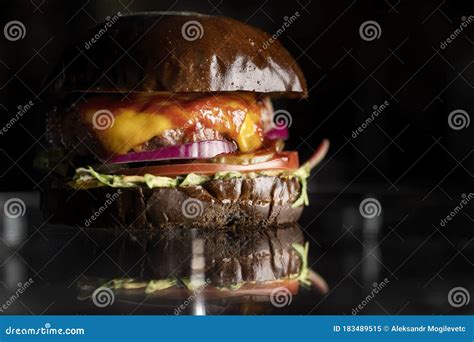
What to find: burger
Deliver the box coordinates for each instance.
[41,12,329,229]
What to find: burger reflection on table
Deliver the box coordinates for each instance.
[76,224,328,314]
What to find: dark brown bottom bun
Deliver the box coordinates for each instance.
[41,176,303,229]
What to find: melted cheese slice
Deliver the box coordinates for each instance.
[80,93,264,154]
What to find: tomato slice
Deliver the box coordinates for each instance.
[115,151,299,176]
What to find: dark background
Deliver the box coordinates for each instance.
[0,0,472,192]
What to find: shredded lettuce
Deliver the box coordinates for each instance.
[181,277,209,291]
[144,174,179,188]
[72,164,311,207]
[180,173,210,186]
[213,171,244,180]
[292,242,311,286]
[86,276,311,296]
[145,279,177,294]
[76,167,137,188]
[101,278,148,290]
[100,278,176,293]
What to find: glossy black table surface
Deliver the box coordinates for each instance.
[0,187,472,315]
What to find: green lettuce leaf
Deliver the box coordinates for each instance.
[291,164,310,207]
[292,242,311,286]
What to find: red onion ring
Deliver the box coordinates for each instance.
[109,140,237,164]
[265,127,289,140]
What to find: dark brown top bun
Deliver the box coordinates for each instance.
[49,12,307,97]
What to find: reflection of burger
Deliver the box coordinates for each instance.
[41,12,329,229]
[73,224,328,313]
